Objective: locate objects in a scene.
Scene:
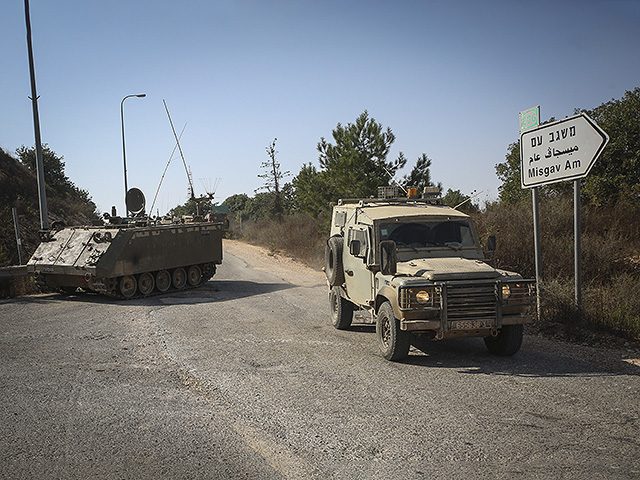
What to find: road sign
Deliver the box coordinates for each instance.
[519,106,540,132]
[520,113,609,188]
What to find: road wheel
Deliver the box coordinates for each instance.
[325,236,345,286]
[376,301,410,361]
[187,265,202,286]
[156,270,171,292]
[172,267,187,289]
[484,324,524,356]
[329,286,353,330]
[119,275,137,299]
[138,272,155,296]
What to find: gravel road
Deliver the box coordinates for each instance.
[1,239,639,479]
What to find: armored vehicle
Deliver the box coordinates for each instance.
[27,189,223,299]
[325,187,536,361]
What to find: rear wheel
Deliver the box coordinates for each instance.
[376,301,410,361]
[187,265,202,286]
[156,270,171,292]
[119,275,137,299]
[138,272,155,296]
[484,324,524,356]
[329,286,354,330]
[172,267,187,289]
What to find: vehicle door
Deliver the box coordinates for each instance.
[343,225,374,306]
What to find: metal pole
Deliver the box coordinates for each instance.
[12,208,24,265]
[24,0,48,231]
[532,187,542,319]
[574,180,582,311]
[121,93,146,216]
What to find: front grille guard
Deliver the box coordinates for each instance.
[400,279,537,332]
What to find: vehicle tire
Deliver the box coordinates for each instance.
[119,275,137,299]
[484,324,524,356]
[325,236,345,286]
[156,270,171,292]
[172,267,187,289]
[329,286,354,330]
[376,301,410,361]
[138,272,155,296]
[187,265,202,286]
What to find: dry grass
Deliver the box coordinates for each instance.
[229,213,327,269]
[476,197,640,340]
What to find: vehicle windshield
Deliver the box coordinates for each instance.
[379,220,476,249]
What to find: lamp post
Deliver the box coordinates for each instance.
[120,93,146,216]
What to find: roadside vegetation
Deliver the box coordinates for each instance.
[2,89,638,344]
[0,145,100,296]
[224,89,640,342]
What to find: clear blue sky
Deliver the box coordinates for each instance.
[2,0,639,215]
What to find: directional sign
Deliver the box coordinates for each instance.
[520,113,609,188]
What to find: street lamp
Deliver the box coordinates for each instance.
[121,93,146,216]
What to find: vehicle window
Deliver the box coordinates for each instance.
[379,221,476,248]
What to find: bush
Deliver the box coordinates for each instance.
[231,213,328,269]
[475,195,640,339]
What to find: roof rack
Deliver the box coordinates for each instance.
[337,186,443,206]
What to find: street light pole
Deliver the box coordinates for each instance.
[121,93,146,216]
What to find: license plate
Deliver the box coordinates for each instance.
[451,320,489,330]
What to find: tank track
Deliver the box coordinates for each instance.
[102,263,218,300]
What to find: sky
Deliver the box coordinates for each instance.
[2,0,639,216]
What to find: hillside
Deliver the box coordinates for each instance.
[0,147,101,270]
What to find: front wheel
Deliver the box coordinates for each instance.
[484,324,524,356]
[329,286,353,330]
[376,301,410,361]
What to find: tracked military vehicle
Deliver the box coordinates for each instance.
[26,188,223,299]
[325,186,536,361]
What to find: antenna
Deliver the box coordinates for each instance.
[454,190,484,210]
[149,122,187,216]
[163,99,195,199]
[200,178,221,198]
[382,166,408,194]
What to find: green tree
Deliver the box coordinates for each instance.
[16,144,68,192]
[16,144,97,213]
[223,193,250,220]
[495,141,529,205]
[580,87,640,206]
[169,198,213,218]
[317,111,406,200]
[290,163,332,217]
[442,188,479,214]
[496,88,640,207]
[402,153,439,192]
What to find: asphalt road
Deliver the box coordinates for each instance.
[1,239,639,479]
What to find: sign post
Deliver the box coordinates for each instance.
[520,112,609,312]
[519,106,542,319]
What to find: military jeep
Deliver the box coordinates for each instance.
[325,187,536,361]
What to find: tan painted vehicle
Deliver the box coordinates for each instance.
[325,187,536,361]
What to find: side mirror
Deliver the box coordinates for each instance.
[380,240,397,276]
[487,235,496,252]
[350,239,361,256]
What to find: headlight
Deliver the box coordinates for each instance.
[501,284,511,300]
[415,290,430,304]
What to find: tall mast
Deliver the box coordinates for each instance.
[24,0,48,231]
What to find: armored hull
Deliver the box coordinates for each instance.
[27,221,223,298]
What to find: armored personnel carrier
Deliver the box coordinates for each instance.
[325,186,536,361]
[26,188,223,299]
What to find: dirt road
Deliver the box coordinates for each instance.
[1,239,639,479]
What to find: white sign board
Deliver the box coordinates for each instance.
[520,113,609,188]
